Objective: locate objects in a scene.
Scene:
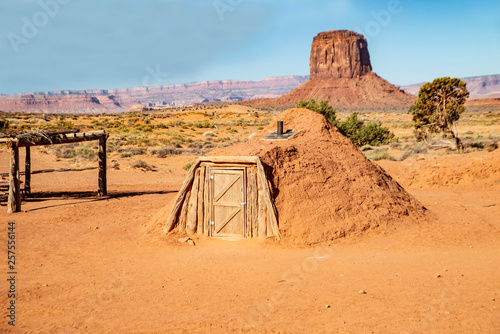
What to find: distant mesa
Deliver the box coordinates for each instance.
[127,104,151,113]
[245,30,416,110]
[310,30,372,80]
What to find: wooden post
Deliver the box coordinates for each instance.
[197,166,206,235]
[25,146,31,195]
[8,141,21,213]
[98,134,107,196]
[257,172,267,239]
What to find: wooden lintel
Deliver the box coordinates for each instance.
[0,131,108,148]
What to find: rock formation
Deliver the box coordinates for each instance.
[310,30,372,80]
[246,30,416,111]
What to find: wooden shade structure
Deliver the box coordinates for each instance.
[0,130,108,213]
[165,156,281,240]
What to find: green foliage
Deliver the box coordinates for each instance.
[337,113,394,146]
[296,99,394,146]
[364,148,396,161]
[183,161,195,171]
[296,99,337,124]
[411,77,469,149]
[194,120,215,129]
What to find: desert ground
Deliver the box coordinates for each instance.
[1,105,499,333]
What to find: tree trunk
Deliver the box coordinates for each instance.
[450,122,463,152]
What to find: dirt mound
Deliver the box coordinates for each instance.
[247,73,415,110]
[208,108,427,244]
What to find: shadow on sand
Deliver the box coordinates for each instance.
[1,190,178,211]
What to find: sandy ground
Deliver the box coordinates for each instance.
[0,148,499,333]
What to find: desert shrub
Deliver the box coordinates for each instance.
[364,148,396,161]
[183,161,194,171]
[130,159,156,171]
[77,148,97,160]
[337,113,394,146]
[227,127,237,134]
[403,143,428,154]
[109,162,120,170]
[194,120,215,129]
[399,150,414,161]
[154,147,182,158]
[55,147,77,159]
[235,118,247,127]
[296,99,337,124]
[118,147,146,158]
[156,122,168,129]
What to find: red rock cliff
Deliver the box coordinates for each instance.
[310,30,372,80]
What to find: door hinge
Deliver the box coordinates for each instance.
[241,202,247,206]
[210,221,215,225]
[210,175,214,180]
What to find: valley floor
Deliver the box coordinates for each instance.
[0,148,499,333]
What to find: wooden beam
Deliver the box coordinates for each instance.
[199,156,259,164]
[24,146,31,195]
[0,131,108,147]
[257,170,267,239]
[256,159,281,239]
[197,166,206,235]
[187,168,200,235]
[7,141,21,213]
[163,160,201,233]
[98,134,107,196]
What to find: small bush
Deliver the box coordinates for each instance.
[155,147,181,158]
[365,149,396,161]
[337,113,394,146]
[131,159,156,171]
[183,161,194,171]
[296,99,337,124]
[194,120,215,129]
[118,147,146,158]
[1,118,11,130]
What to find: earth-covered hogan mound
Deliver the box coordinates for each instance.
[151,108,427,244]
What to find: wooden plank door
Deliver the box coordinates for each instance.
[209,168,246,238]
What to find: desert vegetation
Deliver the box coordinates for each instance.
[411,77,469,151]
[0,102,499,169]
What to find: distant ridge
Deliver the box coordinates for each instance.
[0,71,499,114]
[0,76,308,113]
[401,74,500,99]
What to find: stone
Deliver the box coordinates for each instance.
[359,290,367,294]
[310,30,372,80]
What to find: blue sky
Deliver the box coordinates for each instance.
[1,0,499,94]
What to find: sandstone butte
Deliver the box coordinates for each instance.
[245,30,417,111]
